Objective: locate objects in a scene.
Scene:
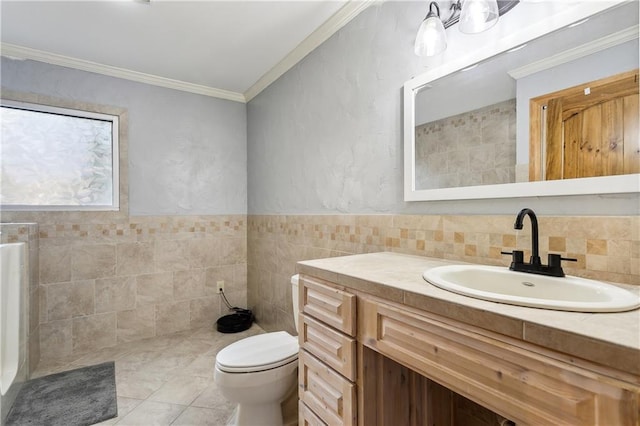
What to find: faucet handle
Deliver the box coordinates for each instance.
[501,250,524,264]
[548,253,577,266]
[547,254,577,278]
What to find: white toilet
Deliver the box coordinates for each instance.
[214,275,300,426]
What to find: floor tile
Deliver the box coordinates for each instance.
[190,383,233,410]
[115,400,186,425]
[30,325,269,426]
[94,397,143,425]
[116,371,167,399]
[69,345,132,368]
[147,375,210,406]
[171,406,232,426]
[172,354,216,379]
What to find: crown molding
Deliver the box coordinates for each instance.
[1,43,246,103]
[1,1,374,104]
[508,25,639,80]
[243,0,377,102]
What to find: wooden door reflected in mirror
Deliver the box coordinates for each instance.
[530,69,639,181]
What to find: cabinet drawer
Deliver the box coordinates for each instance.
[299,400,327,426]
[360,297,640,426]
[299,350,356,426]
[300,314,356,381]
[301,276,356,336]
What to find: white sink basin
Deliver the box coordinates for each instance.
[423,265,640,312]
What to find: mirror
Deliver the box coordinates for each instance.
[404,1,639,201]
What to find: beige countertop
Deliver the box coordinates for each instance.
[297,251,640,376]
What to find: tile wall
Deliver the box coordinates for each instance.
[415,99,516,190]
[3,212,637,364]
[3,215,246,364]
[247,214,639,334]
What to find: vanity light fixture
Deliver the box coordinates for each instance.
[414,0,519,57]
[414,2,447,57]
[459,0,499,34]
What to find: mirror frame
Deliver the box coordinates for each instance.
[404,0,639,201]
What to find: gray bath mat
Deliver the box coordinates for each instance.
[6,361,117,426]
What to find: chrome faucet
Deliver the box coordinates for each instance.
[502,208,576,277]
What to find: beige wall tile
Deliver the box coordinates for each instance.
[116,242,155,276]
[72,312,117,353]
[587,239,608,255]
[566,238,586,254]
[137,272,174,305]
[174,269,206,300]
[117,306,156,343]
[155,240,190,272]
[46,280,95,321]
[189,238,219,269]
[548,236,566,252]
[608,240,631,258]
[39,245,71,284]
[39,320,72,360]
[502,234,516,248]
[205,266,235,296]
[10,213,247,363]
[220,238,246,265]
[95,276,136,313]
[28,326,41,373]
[190,297,220,330]
[71,244,116,280]
[608,257,631,275]
[156,301,191,336]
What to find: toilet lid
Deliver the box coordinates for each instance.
[216,331,299,373]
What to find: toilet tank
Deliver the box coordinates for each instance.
[291,274,300,333]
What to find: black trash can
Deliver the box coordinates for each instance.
[216,308,254,333]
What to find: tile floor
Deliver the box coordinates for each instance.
[31,324,266,425]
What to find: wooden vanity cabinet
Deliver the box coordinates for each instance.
[360,296,640,426]
[297,273,640,426]
[298,276,357,425]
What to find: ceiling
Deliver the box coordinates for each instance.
[0,0,371,102]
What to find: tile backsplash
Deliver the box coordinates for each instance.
[248,214,639,334]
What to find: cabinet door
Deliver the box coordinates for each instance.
[360,297,640,426]
[301,276,356,336]
[299,350,356,426]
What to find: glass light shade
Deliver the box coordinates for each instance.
[414,16,447,56]
[459,0,499,34]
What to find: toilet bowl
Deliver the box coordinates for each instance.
[214,275,300,426]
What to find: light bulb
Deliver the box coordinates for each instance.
[414,2,447,57]
[459,0,499,34]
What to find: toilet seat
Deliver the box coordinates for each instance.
[216,331,299,373]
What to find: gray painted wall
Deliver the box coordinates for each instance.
[1,57,247,216]
[247,1,639,216]
[2,2,638,217]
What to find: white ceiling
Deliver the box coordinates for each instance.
[0,0,371,102]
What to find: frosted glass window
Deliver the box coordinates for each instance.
[1,100,119,210]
